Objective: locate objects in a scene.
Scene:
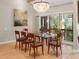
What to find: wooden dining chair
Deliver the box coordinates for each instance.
[29,33,44,59]
[40,28,51,45]
[20,31,27,49]
[48,28,62,57]
[36,27,45,42]
[20,32,34,52]
[44,29,51,45]
[15,30,22,48]
[24,33,34,52]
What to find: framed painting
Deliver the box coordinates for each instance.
[13,9,28,26]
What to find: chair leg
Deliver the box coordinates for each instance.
[21,42,23,49]
[53,46,55,54]
[15,41,17,48]
[48,44,50,54]
[36,47,38,54]
[60,46,62,55]
[39,37,40,42]
[33,48,35,59]
[25,44,27,52]
[42,38,44,44]
[46,39,47,45]
[56,47,58,57]
[29,45,31,56]
[42,45,44,55]
[19,41,20,49]
[20,42,21,48]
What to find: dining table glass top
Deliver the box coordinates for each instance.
[35,32,56,38]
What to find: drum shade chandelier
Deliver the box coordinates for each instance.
[33,0,50,13]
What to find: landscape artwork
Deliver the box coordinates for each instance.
[14,9,28,26]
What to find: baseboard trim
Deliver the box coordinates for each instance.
[62,40,73,46]
[0,40,16,45]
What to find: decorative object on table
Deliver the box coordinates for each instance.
[13,9,28,26]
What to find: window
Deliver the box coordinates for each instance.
[39,13,73,42]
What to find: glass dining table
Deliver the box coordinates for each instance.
[35,33,52,45]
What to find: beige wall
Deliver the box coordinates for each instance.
[0,0,36,42]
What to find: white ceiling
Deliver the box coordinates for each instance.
[0,0,73,7]
[49,0,73,6]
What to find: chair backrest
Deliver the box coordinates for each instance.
[55,28,62,45]
[27,33,36,42]
[40,27,44,33]
[15,30,20,40]
[24,28,28,31]
[27,33,34,38]
[21,31,26,37]
[24,28,28,35]
[40,27,50,34]
[45,29,51,34]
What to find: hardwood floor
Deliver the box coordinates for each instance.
[0,42,78,59]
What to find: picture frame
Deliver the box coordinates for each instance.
[13,9,28,26]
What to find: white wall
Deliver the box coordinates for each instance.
[72,0,79,49]
[0,0,36,42]
[73,0,79,36]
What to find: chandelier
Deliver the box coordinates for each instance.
[33,0,50,13]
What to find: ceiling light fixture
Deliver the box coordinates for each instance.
[33,0,50,13]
